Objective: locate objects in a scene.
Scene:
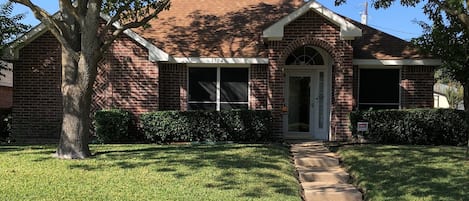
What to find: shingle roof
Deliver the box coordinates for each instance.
[134,0,430,60]
[134,0,304,58]
[348,19,431,59]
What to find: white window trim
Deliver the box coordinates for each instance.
[172,57,268,64]
[358,67,402,110]
[354,59,441,66]
[187,66,251,111]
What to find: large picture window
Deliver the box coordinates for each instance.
[359,69,400,110]
[188,67,248,110]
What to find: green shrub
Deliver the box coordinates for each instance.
[140,110,272,143]
[349,109,468,145]
[93,109,131,143]
[0,108,12,140]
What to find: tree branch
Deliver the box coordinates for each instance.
[431,0,469,30]
[58,0,81,21]
[10,0,80,60]
[99,1,133,39]
[99,0,170,54]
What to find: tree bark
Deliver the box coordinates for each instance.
[53,1,102,159]
[464,81,469,159]
[55,48,93,159]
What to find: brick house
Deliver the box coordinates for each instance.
[0,60,12,109]
[3,0,438,143]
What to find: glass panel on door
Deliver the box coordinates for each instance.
[288,76,310,132]
[318,72,324,129]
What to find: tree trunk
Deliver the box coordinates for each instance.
[55,48,94,159]
[56,85,92,159]
[464,82,469,159]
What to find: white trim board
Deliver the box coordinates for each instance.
[262,0,362,41]
[353,59,441,66]
[2,13,170,62]
[2,23,48,60]
[100,14,169,62]
[170,57,269,64]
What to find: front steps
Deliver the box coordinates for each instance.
[290,141,362,201]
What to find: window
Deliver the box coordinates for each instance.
[188,67,248,110]
[359,69,400,110]
[286,45,324,65]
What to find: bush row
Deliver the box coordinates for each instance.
[94,109,272,143]
[93,109,131,143]
[0,108,12,140]
[140,110,272,143]
[350,109,468,145]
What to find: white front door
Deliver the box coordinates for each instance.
[284,70,329,140]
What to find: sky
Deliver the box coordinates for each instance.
[1,0,430,41]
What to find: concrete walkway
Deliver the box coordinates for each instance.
[289,141,363,201]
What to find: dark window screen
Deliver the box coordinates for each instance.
[220,68,248,102]
[359,69,400,109]
[188,68,217,101]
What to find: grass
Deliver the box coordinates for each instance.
[0,143,300,201]
[338,145,469,201]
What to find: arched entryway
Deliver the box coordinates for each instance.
[283,45,332,140]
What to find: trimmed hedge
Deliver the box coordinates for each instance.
[93,109,131,143]
[140,110,272,143]
[350,109,468,145]
[0,108,11,140]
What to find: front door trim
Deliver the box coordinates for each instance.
[283,66,331,140]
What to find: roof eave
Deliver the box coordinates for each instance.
[353,59,442,66]
[101,13,169,62]
[2,23,48,60]
[262,0,362,41]
[2,13,170,62]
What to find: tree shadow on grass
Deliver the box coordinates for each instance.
[339,145,469,201]
[0,146,23,152]
[68,144,298,198]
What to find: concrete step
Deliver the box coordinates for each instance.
[293,151,338,159]
[289,141,325,147]
[294,155,339,169]
[298,168,350,183]
[302,183,362,201]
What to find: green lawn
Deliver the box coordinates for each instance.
[0,144,300,201]
[338,145,469,201]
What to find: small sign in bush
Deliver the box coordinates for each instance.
[357,122,369,132]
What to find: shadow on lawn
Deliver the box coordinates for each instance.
[340,145,469,201]
[68,144,298,198]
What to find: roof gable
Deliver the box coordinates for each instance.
[263,0,362,40]
[2,13,167,62]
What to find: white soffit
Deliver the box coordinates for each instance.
[353,59,442,66]
[2,23,48,60]
[262,0,362,41]
[3,13,169,62]
[100,14,169,62]
[170,57,269,64]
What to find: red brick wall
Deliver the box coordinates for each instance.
[99,36,159,115]
[13,32,158,143]
[401,66,435,108]
[159,63,188,111]
[267,10,354,140]
[250,64,268,110]
[13,32,62,143]
[0,86,12,109]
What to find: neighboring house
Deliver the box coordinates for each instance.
[434,83,464,110]
[0,60,12,109]
[2,0,439,143]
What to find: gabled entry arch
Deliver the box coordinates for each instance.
[281,40,336,140]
